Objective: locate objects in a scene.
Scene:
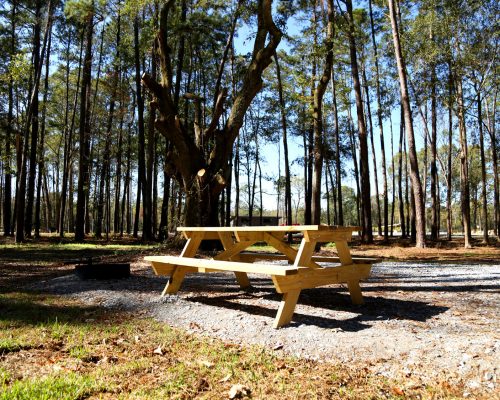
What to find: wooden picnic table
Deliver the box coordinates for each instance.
[145,225,375,328]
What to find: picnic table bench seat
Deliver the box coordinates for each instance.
[145,255,299,276]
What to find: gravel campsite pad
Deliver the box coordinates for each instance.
[33,259,500,397]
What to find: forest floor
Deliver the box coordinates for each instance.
[0,235,498,399]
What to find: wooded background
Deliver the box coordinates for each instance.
[0,0,498,248]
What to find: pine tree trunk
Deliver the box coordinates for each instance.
[114,97,124,234]
[16,0,52,242]
[388,0,425,247]
[3,0,16,237]
[347,107,361,227]
[455,77,472,248]
[477,91,488,243]
[332,70,343,225]
[59,28,82,237]
[485,93,498,236]
[75,3,94,242]
[361,62,381,236]
[398,104,406,238]
[369,0,388,240]
[311,0,334,225]
[134,16,152,240]
[346,0,372,243]
[274,52,292,229]
[430,64,439,240]
[35,17,53,237]
[447,62,453,240]
[390,113,396,236]
[24,0,43,238]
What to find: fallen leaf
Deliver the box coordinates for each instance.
[229,383,251,399]
[200,360,214,368]
[219,373,232,383]
[392,387,404,396]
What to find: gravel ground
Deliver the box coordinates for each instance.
[32,260,500,397]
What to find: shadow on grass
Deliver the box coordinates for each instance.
[0,293,101,326]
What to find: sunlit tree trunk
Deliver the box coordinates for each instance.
[274,52,292,229]
[388,0,425,247]
[311,0,334,225]
[346,0,372,243]
[456,77,472,248]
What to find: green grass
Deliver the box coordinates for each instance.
[0,373,102,400]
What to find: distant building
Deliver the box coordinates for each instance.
[231,215,281,226]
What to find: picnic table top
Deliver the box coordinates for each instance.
[177,225,361,233]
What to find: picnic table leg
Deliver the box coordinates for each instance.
[336,239,364,305]
[217,232,251,289]
[163,232,204,295]
[347,280,364,305]
[274,289,301,328]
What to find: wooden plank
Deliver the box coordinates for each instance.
[334,240,353,265]
[273,289,301,328]
[238,253,379,264]
[177,225,360,233]
[144,256,298,276]
[217,231,251,288]
[347,280,364,305]
[272,264,372,293]
[263,232,298,262]
[213,241,256,261]
[293,239,320,269]
[180,232,204,257]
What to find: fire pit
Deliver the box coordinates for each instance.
[74,258,130,280]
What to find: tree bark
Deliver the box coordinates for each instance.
[75,2,94,242]
[484,92,498,236]
[455,77,472,248]
[369,0,388,240]
[16,0,52,242]
[24,0,43,238]
[346,0,372,243]
[388,0,425,247]
[332,70,343,225]
[35,15,53,237]
[361,61,381,236]
[430,63,439,240]
[134,15,152,240]
[274,52,292,230]
[477,90,488,243]
[59,28,83,237]
[398,104,406,237]
[447,61,453,240]
[3,0,16,236]
[311,0,334,225]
